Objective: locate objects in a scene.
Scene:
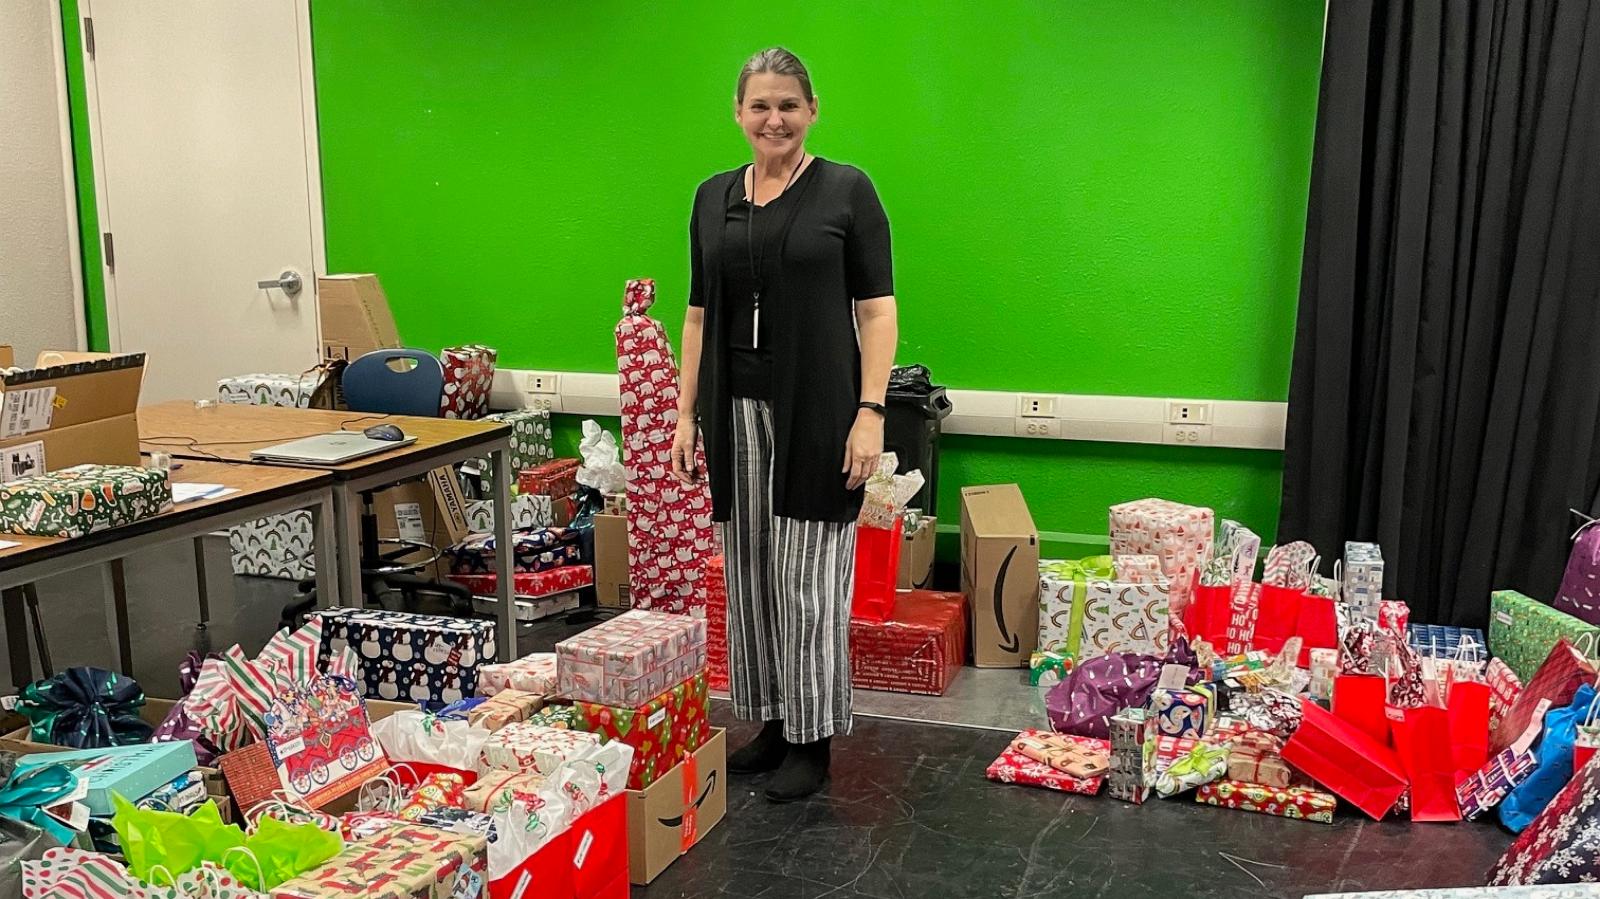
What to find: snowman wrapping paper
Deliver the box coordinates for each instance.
[314,608,495,704]
[615,278,717,616]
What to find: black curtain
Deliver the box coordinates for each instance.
[1280,0,1600,628]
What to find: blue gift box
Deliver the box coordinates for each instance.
[316,608,496,705]
[1407,623,1488,659]
[17,741,198,816]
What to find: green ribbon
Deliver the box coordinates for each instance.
[0,763,79,846]
[1041,556,1114,660]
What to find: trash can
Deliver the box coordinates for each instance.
[883,365,952,516]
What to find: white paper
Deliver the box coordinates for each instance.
[0,540,20,551]
[395,502,425,541]
[1,386,56,438]
[1,440,45,482]
[172,483,238,503]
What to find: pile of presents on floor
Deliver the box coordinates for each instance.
[0,605,723,896]
[971,493,1600,886]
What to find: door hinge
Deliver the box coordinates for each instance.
[102,232,114,270]
[83,17,94,57]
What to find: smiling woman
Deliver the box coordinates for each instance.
[670,47,900,803]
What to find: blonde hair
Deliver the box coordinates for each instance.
[736,47,814,104]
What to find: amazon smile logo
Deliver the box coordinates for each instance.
[657,770,718,828]
[994,545,1019,653]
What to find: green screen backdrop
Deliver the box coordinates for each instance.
[310,1,1323,552]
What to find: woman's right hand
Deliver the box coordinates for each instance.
[670,416,700,484]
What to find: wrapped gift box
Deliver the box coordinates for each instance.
[705,555,729,691]
[1029,649,1072,687]
[1342,542,1385,621]
[465,409,555,496]
[556,609,708,707]
[316,608,496,704]
[1226,731,1293,788]
[463,768,546,813]
[1115,555,1164,584]
[272,822,487,899]
[450,565,594,600]
[482,722,601,775]
[1408,623,1490,659]
[1038,558,1171,662]
[464,494,550,533]
[228,511,315,580]
[985,730,1109,795]
[1378,599,1410,635]
[527,704,579,730]
[1195,779,1335,824]
[217,370,332,409]
[479,652,558,697]
[1151,686,1213,739]
[0,464,172,538]
[469,689,544,731]
[1108,708,1155,804]
[848,590,966,696]
[1456,745,1537,820]
[574,670,710,790]
[16,741,198,816]
[439,344,496,420]
[517,458,580,526]
[1108,498,1214,613]
[1490,589,1600,682]
[1486,658,1523,731]
[444,528,581,574]
[1490,740,1600,885]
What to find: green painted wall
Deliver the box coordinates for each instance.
[58,0,109,351]
[306,1,1321,548]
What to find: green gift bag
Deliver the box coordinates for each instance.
[1490,590,1600,682]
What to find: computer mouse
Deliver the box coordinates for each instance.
[363,424,406,442]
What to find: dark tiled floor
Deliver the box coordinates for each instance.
[2,539,1514,899]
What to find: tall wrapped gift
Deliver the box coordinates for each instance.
[1108,707,1155,803]
[479,652,558,697]
[1195,780,1335,824]
[0,465,172,538]
[481,722,602,775]
[315,608,496,704]
[1341,542,1385,621]
[573,670,710,790]
[1489,589,1600,682]
[439,344,496,420]
[555,608,707,707]
[616,278,716,615]
[849,590,967,696]
[272,822,488,899]
[1038,557,1170,663]
[1108,498,1213,617]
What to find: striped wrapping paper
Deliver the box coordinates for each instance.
[1262,541,1318,589]
[21,848,266,899]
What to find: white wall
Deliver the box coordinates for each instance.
[0,0,83,360]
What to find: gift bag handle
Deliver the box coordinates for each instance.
[1575,631,1598,661]
[221,846,267,889]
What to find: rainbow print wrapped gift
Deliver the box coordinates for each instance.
[1038,557,1171,663]
[0,464,172,538]
[556,608,708,706]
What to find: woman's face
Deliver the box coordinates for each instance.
[735,72,817,158]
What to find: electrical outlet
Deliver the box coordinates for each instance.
[1167,400,1211,424]
[1014,418,1062,439]
[1163,423,1212,445]
[524,394,558,413]
[525,372,560,394]
[1019,395,1056,418]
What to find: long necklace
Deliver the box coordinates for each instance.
[746,153,807,349]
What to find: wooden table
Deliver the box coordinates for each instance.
[1,460,336,687]
[136,401,519,658]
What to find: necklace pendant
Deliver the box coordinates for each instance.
[753,306,760,349]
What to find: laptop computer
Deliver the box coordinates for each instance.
[250,431,417,465]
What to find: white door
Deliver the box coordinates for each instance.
[81,0,325,403]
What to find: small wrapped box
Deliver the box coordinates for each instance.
[462,768,546,813]
[985,730,1109,795]
[463,494,550,532]
[444,528,582,575]
[848,590,966,696]
[1195,779,1335,824]
[1038,558,1171,663]
[1226,731,1293,788]
[1456,745,1538,820]
[217,370,333,409]
[574,670,710,790]
[228,511,315,580]
[1108,497,1214,613]
[1108,707,1155,804]
[316,608,495,704]
[1342,542,1385,621]
[0,464,172,538]
[439,344,497,420]
[1378,600,1410,635]
[556,609,708,707]
[517,458,580,525]
[481,721,601,775]
[272,822,488,899]
[1309,648,1339,702]
[479,652,558,696]
[1029,649,1072,687]
[449,565,594,601]
[526,704,579,729]
[468,689,544,731]
[465,409,555,495]
[1151,686,1213,739]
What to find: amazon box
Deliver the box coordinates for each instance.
[371,467,471,578]
[960,485,1039,667]
[627,727,726,885]
[897,515,937,590]
[0,351,145,478]
[594,512,630,608]
[317,273,401,363]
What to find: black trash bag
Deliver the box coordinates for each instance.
[888,364,934,394]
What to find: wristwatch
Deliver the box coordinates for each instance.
[857,401,887,417]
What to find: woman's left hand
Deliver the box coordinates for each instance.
[842,409,885,490]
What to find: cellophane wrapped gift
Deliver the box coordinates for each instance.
[482,722,602,776]
[556,609,707,706]
[1195,779,1335,824]
[1153,740,1229,797]
[616,279,715,616]
[1108,497,1213,616]
[463,494,550,533]
[468,689,544,732]
[706,555,730,691]
[273,822,487,899]
[1490,737,1600,885]
[1486,658,1523,731]
[449,566,593,602]
[573,671,710,790]
[848,590,966,696]
[1108,707,1155,803]
[1378,600,1410,635]
[438,344,496,420]
[478,652,557,697]
[1339,541,1384,620]
[315,608,495,704]
[1309,648,1339,703]
[1490,589,1600,682]
[1038,558,1171,663]
[985,730,1109,795]
[0,465,172,538]
[443,528,581,575]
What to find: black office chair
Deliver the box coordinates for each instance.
[280,349,476,628]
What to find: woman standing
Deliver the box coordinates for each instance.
[671,47,898,802]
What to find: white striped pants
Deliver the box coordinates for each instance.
[723,397,857,743]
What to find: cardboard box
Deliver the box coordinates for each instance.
[960,484,1039,667]
[897,515,937,589]
[317,273,401,363]
[372,467,471,577]
[627,728,726,885]
[594,512,630,608]
[0,345,13,367]
[0,350,145,477]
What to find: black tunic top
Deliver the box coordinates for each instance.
[720,165,818,399]
[689,158,894,523]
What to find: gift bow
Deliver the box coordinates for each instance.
[0,762,80,845]
[1154,743,1228,797]
[1041,556,1116,658]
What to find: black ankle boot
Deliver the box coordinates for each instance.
[728,720,788,774]
[765,736,830,802]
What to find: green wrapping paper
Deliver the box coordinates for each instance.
[1490,590,1600,682]
[0,464,171,538]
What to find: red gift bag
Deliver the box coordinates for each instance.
[851,519,903,623]
[1253,583,1303,652]
[1282,698,1410,820]
[1490,638,1596,754]
[1397,705,1462,821]
[1448,680,1492,782]
[1185,581,1233,648]
[1294,594,1340,666]
[1333,674,1391,746]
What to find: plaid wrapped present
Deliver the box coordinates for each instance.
[574,670,710,790]
[444,528,581,575]
[0,464,172,538]
[556,609,708,706]
[467,689,543,731]
[1456,745,1538,820]
[1108,498,1213,616]
[1490,589,1600,682]
[1341,542,1385,620]
[1196,779,1335,824]
[478,652,557,697]
[1108,707,1155,803]
[439,344,496,420]
[481,721,601,775]
[315,608,496,704]
[274,822,487,899]
[985,730,1109,795]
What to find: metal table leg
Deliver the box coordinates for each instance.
[103,560,133,676]
[311,490,340,608]
[3,586,32,689]
[334,486,363,610]
[22,584,52,676]
[491,446,515,662]
[193,537,211,629]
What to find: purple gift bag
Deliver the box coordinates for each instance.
[1046,640,1198,740]
[1555,521,1600,626]
[151,650,222,766]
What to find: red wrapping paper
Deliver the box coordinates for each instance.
[1195,779,1335,824]
[985,730,1109,795]
[848,590,967,696]
[450,566,594,599]
[439,345,497,420]
[705,556,729,691]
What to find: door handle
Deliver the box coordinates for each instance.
[256,270,303,296]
